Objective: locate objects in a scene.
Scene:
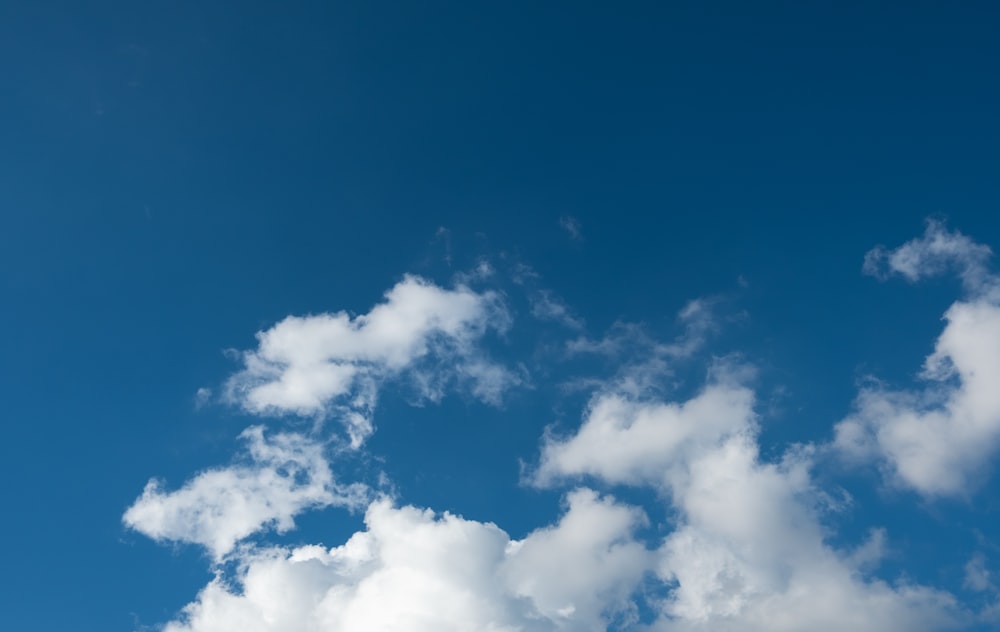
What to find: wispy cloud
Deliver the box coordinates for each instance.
[965,554,993,592]
[529,289,585,330]
[568,297,721,361]
[559,215,583,241]
[563,297,729,397]
[863,219,995,295]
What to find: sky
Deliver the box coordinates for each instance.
[3,1,1000,630]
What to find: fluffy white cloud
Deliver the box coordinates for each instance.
[157,489,649,632]
[225,275,516,446]
[123,427,368,559]
[536,366,960,630]
[535,379,755,487]
[502,489,650,626]
[836,226,1000,497]
[651,435,958,632]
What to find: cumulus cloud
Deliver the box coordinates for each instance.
[502,489,650,626]
[146,366,962,631]
[650,438,958,632]
[157,489,649,632]
[225,275,516,447]
[536,365,960,630]
[836,224,1000,497]
[131,243,997,630]
[123,427,368,559]
[535,377,755,487]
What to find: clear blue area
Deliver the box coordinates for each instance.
[2,1,999,629]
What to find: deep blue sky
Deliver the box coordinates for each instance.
[2,2,1000,630]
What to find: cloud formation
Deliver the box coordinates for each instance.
[837,223,1000,496]
[536,365,959,630]
[225,275,516,446]
[157,489,649,632]
[130,223,1000,630]
[153,362,961,631]
[863,219,995,294]
[123,427,367,559]
[535,376,755,487]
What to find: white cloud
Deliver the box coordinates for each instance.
[503,489,650,626]
[157,489,650,632]
[836,226,1000,497]
[535,379,756,487]
[225,275,516,447]
[146,369,963,632]
[862,219,995,294]
[535,365,960,630]
[844,527,888,574]
[650,437,958,631]
[131,244,998,630]
[123,427,368,560]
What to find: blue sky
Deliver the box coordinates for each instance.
[3,1,1000,630]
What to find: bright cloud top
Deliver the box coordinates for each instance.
[837,223,1000,497]
[158,489,647,632]
[225,275,516,447]
[123,427,368,559]
[535,364,959,630]
[534,366,755,487]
